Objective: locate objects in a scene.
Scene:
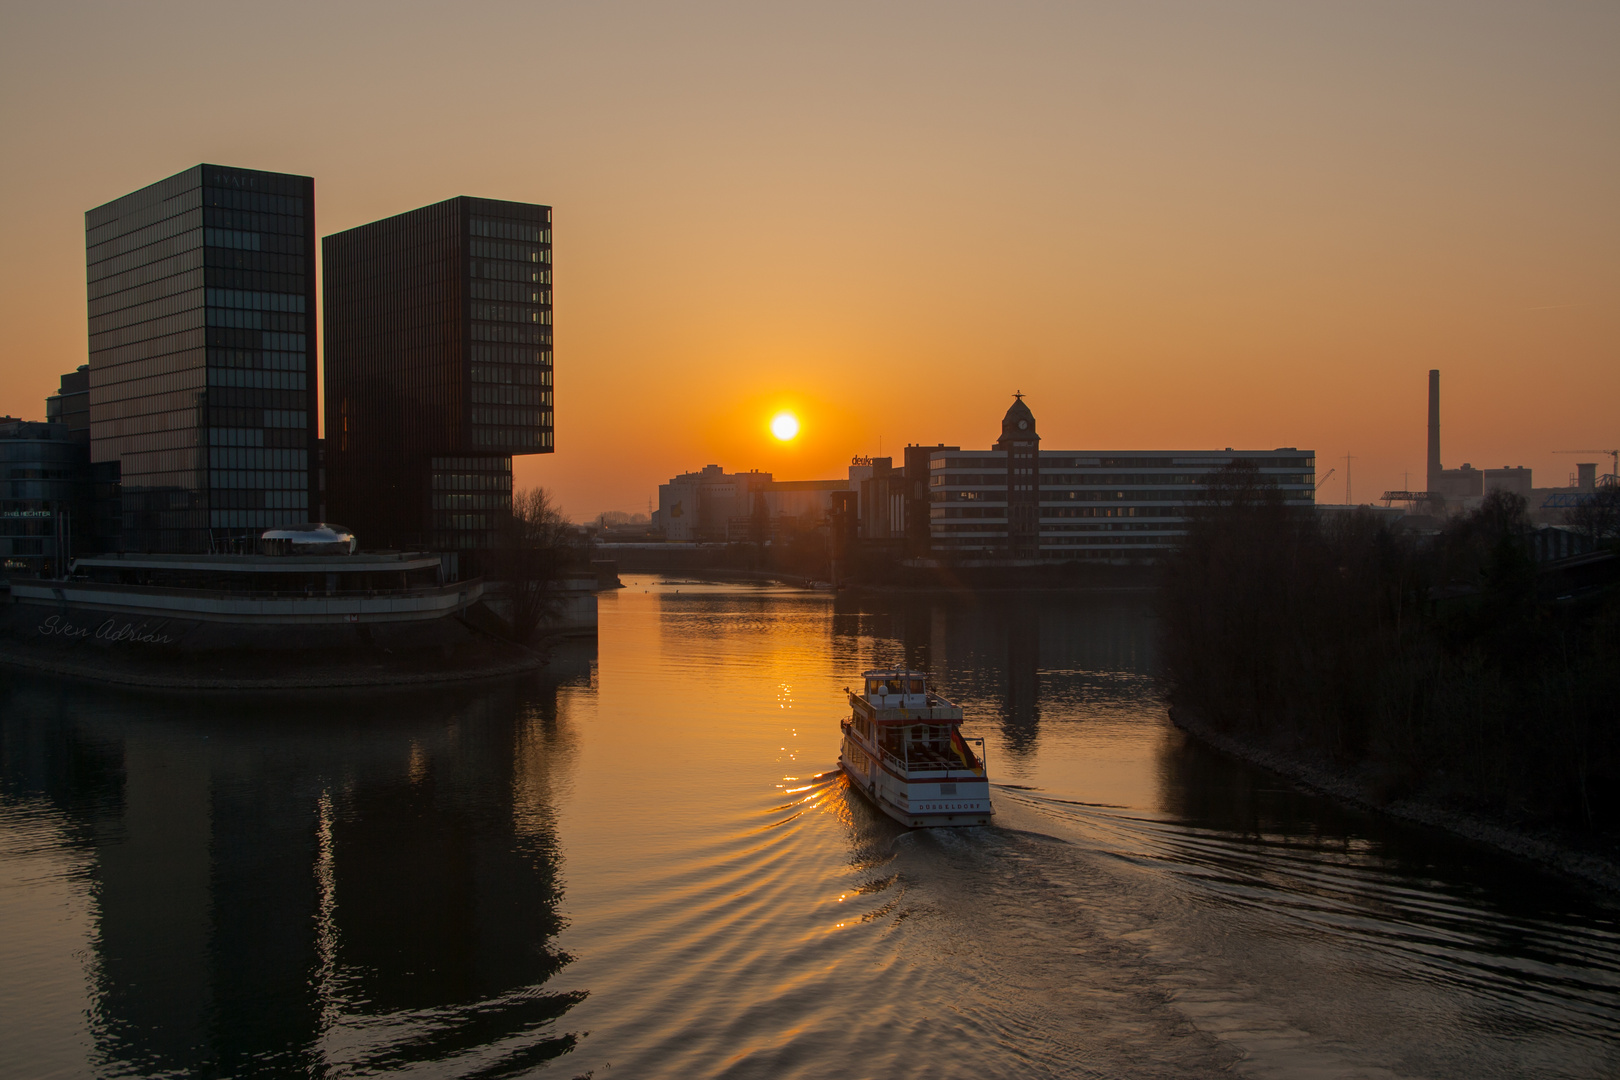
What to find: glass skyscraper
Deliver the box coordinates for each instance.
[324,196,553,559]
[86,165,317,553]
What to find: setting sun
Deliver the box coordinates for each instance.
[770,412,800,441]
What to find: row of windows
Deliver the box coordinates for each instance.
[1042,522,1180,532]
[472,428,551,449]
[933,454,1316,471]
[469,344,551,366]
[202,187,306,215]
[429,456,513,472]
[934,471,1313,487]
[933,488,1299,504]
[205,309,305,332]
[470,385,549,406]
[431,471,511,491]
[430,492,513,511]
[209,231,305,257]
[207,367,306,392]
[468,239,549,263]
[203,207,304,234]
[205,228,262,251]
[209,387,306,412]
[208,447,308,470]
[200,428,303,454]
[935,507,1004,519]
[472,262,550,284]
[471,280,550,304]
[206,288,306,313]
[204,245,306,271]
[471,323,549,344]
[470,218,549,242]
[263,331,306,352]
[210,427,265,447]
[471,303,549,324]
[209,469,308,491]
[206,269,305,296]
[470,407,543,427]
[211,348,306,372]
[470,364,549,386]
[208,407,305,429]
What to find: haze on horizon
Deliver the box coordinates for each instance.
[1,1,1615,520]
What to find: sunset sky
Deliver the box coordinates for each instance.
[2,1,1615,519]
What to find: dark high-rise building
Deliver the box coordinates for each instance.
[86,165,318,553]
[324,197,553,558]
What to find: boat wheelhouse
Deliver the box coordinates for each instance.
[839,669,991,827]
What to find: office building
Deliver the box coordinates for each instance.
[324,197,553,559]
[1,419,86,577]
[929,398,1315,562]
[86,165,318,553]
[44,366,90,442]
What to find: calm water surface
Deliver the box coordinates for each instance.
[2,578,1616,1078]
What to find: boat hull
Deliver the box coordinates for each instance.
[839,730,992,828]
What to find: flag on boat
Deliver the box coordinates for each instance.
[951,729,979,769]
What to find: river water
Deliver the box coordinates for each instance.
[1,578,1616,1079]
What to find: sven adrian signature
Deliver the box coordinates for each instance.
[37,615,176,645]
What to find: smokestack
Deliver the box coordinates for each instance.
[1426,369,1441,492]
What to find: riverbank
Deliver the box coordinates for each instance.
[1169,706,1620,897]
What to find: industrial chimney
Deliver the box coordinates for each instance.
[1426,369,1441,493]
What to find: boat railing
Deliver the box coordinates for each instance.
[876,737,987,777]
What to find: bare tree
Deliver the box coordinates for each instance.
[500,487,577,644]
[1565,486,1620,545]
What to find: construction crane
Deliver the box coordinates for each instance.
[1314,467,1336,491]
[1554,449,1619,485]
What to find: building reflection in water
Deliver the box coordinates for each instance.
[830,590,1158,764]
[0,640,595,1079]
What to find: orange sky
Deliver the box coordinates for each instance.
[2,2,1616,519]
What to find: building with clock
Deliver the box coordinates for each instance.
[927,397,1315,563]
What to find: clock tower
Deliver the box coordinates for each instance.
[995,394,1041,559]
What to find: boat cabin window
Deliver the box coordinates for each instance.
[865,675,927,698]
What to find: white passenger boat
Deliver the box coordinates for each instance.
[839,669,992,827]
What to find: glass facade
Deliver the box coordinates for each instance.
[429,456,514,551]
[1,420,88,577]
[325,196,552,560]
[86,165,317,552]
